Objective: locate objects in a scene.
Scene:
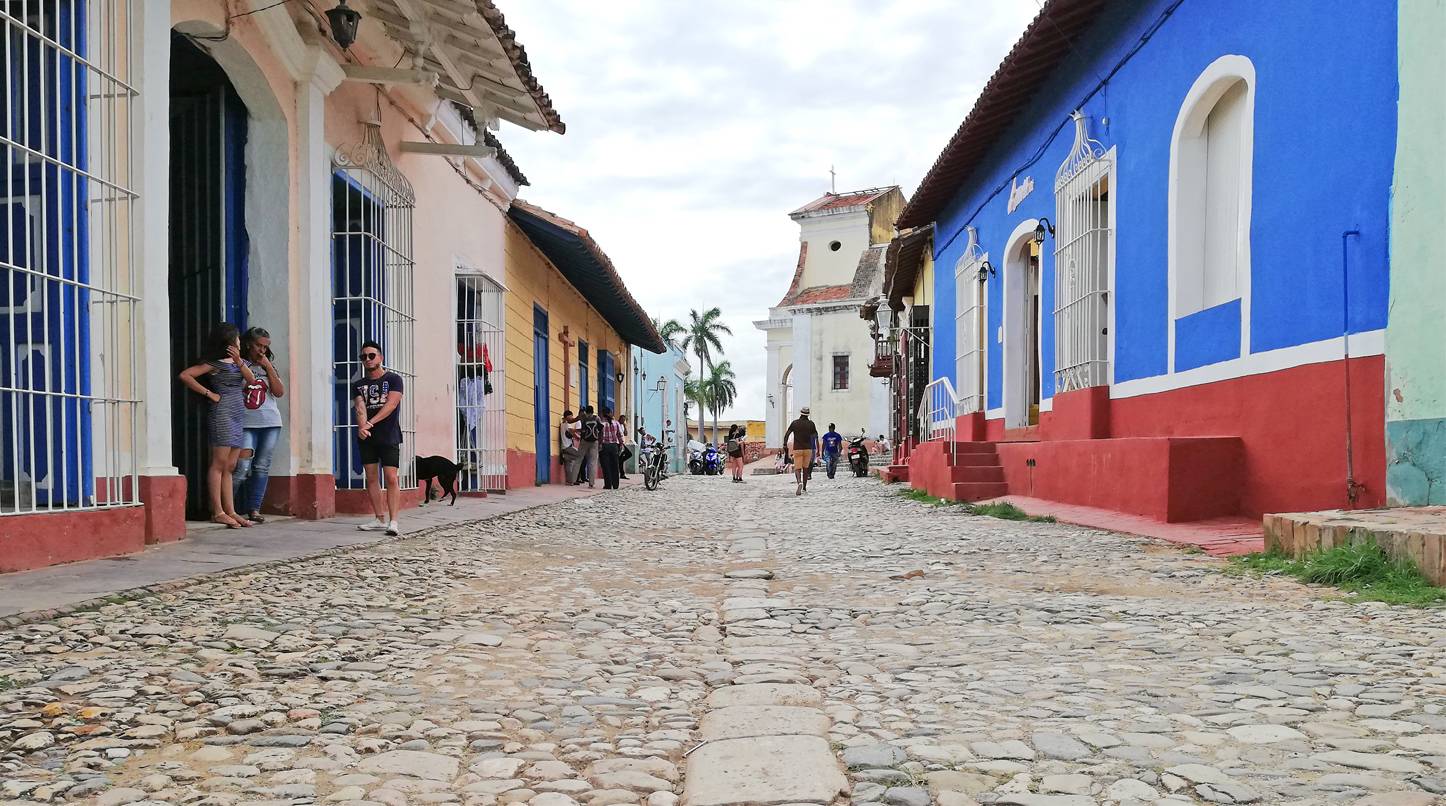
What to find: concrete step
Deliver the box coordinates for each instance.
[946,451,1003,468]
[949,465,1004,483]
[950,481,1010,501]
[945,441,998,455]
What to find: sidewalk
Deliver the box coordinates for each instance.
[986,494,1265,556]
[0,480,636,622]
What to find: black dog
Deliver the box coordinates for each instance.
[415,455,460,506]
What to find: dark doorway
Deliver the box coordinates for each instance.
[168,34,250,520]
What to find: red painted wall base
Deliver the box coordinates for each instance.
[139,474,186,544]
[263,474,337,520]
[0,507,147,573]
[506,448,537,489]
[334,486,423,515]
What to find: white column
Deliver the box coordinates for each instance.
[289,48,345,477]
[134,0,174,477]
[791,313,813,418]
[764,343,782,446]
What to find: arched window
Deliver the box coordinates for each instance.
[1170,56,1255,324]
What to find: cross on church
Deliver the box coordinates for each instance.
[829,165,836,194]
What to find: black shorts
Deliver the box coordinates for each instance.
[358,438,401,468]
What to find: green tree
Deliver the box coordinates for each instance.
[680,307,732,391]
[703,361,738,445]
[655,317,686,351]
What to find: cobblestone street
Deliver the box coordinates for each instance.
[3,475,1445,806]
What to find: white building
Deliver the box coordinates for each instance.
[756,188,904,447]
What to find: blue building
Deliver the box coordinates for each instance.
[630,342,691,472]
[894,0,1397,520]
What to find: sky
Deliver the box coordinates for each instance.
[498,0,1041,419]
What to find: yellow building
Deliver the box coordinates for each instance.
[503,201,664,487]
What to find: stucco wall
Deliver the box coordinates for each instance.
[799,212,870,289]
[807,307,884,437]
[928,0,1397,409]
[502,221,631,485]
[1387,0,1446,504]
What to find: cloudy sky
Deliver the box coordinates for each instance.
[498,0,1040,419]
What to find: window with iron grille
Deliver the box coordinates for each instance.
[1,2,140,517]
[831,354,849,390]
[455,272,504,492]
[331,123,415,490]
[1053,112,1112,392]
[953,228,985,413]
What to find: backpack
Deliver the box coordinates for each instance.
[580,418,601,443]
[725,438,740,456]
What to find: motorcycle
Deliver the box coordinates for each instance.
[703,444,724,475]
[847,436,869,477]
[688,446,705,475]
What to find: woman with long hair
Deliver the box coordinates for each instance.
[177,323,256,528]
[234,327,286,524]
[725,423,746,482]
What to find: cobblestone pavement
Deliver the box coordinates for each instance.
[3,475,1446,806]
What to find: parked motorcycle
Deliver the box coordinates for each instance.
[847,436,869,477]
[703,444,724,475]
[688,446,705,475]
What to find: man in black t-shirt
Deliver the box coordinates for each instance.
[353,340,405,536]
[783,407,820,496]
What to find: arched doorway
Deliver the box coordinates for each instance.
[781,364,795,422]
[1003,227,1042,429]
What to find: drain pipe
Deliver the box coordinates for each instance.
[1341,230,1363,507]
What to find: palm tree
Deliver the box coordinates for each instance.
[703,361,738,445]
[680,307,732,390]
[655,317,685,351]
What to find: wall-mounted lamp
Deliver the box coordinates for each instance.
[1033,217,1055,245]
[767,393,776,408]
[977,260,997,283]
[615,371,625,384]
[325,1,362,50]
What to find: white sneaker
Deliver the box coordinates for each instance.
[357,520,387,532]
[385,520,401,537]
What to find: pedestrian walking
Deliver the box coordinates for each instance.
[616,411,632,480]
[353,340,405,536]
[599,407,624,489]
[725,424,746,482]
[576,405,600,487]
[821,423,843,479]
[177,323,257,529]
[559,409,581,485]
[782,406,819,496]
[233,327,285,524]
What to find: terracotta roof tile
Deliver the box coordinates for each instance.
[790,186,899,218]
[478,1,566,134]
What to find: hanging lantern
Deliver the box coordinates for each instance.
[326,0,362,50]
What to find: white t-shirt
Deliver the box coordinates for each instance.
[559,419,574,450]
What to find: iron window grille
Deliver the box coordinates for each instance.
[455,271,504,492]
[331,121,416,490]
[1,2,140,517]
[1052,111,1112,392]
[953,226,986,413]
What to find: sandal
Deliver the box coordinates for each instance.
[246,512,266,524]
[211,514,241,529]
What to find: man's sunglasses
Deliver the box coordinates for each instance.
[360,352,379,360]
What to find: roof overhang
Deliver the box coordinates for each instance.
[366,0,565,134]
[884,227,933,309]
[896,0,1108,229]
[508,201,666,354]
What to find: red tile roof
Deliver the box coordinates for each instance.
[896,0,1109,230]
[775,242,809,307]
[478,1,566,134]
[788,284,854,306]
[790,186,899,218]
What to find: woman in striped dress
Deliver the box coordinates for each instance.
[178,323,257,528]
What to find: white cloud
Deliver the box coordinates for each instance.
[497,0,1040,418]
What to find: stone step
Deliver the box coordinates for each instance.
[950,481,1010,501]
[949,465,1004,483]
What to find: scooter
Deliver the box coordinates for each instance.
[688,446,706,475]
[847,436,870,477]
[703,444,724,475]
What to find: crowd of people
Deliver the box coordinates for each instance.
[557,406,639,489]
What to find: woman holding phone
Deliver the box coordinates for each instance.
[177,323,256,529]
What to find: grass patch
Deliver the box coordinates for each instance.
[1230,540,1446,607]
[0,676,15,691]
[898,490,1056,522]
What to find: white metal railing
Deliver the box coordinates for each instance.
[2,3,141,517]
[1053,111,1112,392]
[918,377,959,444]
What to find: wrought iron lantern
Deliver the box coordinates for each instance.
[326,1,363,50]
[977,260,996,283]
[1033,217,1055,244]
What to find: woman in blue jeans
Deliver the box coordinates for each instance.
[235,327,286,523]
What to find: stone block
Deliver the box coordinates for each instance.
[705,684,822,709]
[683,735,846,806]
[698,706,829,740]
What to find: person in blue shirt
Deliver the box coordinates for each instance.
[821,422,844,479]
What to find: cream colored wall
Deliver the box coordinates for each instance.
[798,211,870,289]
[807,306,878,435]
[502,222,630,456]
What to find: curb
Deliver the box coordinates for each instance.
[0,493,594,629]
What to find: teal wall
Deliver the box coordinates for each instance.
[1387,0,1446,504]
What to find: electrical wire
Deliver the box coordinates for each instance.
[186,0,294,43]
[934,0,1186,257]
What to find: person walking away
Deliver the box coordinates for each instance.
[782,406,819,496]
[177,323,257,529]
[599,408,624,489]
[725,424,746,482]
[616,411,632,480]
[559,409,581,486]
[353,340,405,536]
[233,327,285,524]
[821,423,843,479]
[576,405,601,487]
